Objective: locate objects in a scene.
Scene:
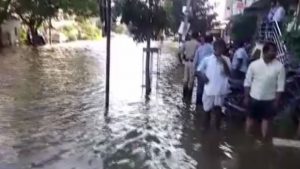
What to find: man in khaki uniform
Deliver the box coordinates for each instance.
[182,32,199,100]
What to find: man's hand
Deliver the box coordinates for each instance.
[273,100,279,110]
[273,92,282,110]
[244,87,250,108]
[203,75,209,84]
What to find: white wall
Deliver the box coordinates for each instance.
[1,19,21,46]
[224,0,259,20]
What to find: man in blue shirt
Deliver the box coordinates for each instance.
[194,35,214,106]
[232,42,249,79]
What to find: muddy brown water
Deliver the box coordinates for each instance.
[0,36,299,169]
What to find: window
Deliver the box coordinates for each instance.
[15,27,18,36]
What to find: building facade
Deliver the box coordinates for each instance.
[0,18,21,46]
[225,0,259,19]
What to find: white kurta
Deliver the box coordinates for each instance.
[198,54,231,111]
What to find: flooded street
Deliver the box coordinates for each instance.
[0,35,300,169]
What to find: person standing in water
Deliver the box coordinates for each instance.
[197,39,231,130]
[232,41,249,79]
[182,32,199,101]
[194,34,214,106]
[244,42,285,140]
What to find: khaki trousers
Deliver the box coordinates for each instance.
[183,61,195,89]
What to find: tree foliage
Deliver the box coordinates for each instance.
[230,14,257,43]
[58,0,98,17]
[11,0,99,29]
[121,0,168,42]
[163,0,217,34]
[285,31,300,59]
[0,0,12,24]
[7,0,99,45]
[0,0,12,47]
[189,0,217,34]
[163,0,185,34]
[121,0,168,96]
[11,0,57,31]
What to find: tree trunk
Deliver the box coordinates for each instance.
[49,18,52,44]
[28,24,42,46]
[30,26,37,45]
[296,0,300,31]
[145,36,151,97]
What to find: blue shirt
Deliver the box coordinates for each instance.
[232,47,249,73]
[195,43,214,70]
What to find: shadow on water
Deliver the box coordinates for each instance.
[0,36,299,169]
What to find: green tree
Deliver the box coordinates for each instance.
[0,0,11,24]
[59,0,98,17]
[164,0,185,34]
[121,0,168,96]
[164,0,216,34]
[11,0,99,45]
[190,0,217,34]
[11,0,57,45]
[230,14,257,43]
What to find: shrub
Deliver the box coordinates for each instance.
[19,26,27,45]
[78,20,101,40]
[114,24,127,34]
[61,25,78,41]
[284,31,300,59]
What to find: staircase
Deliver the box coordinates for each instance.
[258,21,289,66]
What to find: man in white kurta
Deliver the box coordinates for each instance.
[198,39,231,129]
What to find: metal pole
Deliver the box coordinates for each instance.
[105,0,111,114]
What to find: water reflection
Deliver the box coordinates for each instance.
[0,36,300,169]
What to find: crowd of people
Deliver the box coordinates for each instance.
[179,33,287,141]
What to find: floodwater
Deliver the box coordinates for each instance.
[0,35,299,169]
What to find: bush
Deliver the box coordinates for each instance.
[61,25,78,41]
[114,24,127,34]
[58,20,102,42]
[284,31,300,59]
[78,20,102,40]
[19,26,27,45]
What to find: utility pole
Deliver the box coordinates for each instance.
[105,0,112,115]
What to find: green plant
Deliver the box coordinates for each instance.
[114,24,127,34]
[19,26,27,45]
[61,25,78,41]
[78,20,101,40]
[11,0,99,45]
[285,31,300,59]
